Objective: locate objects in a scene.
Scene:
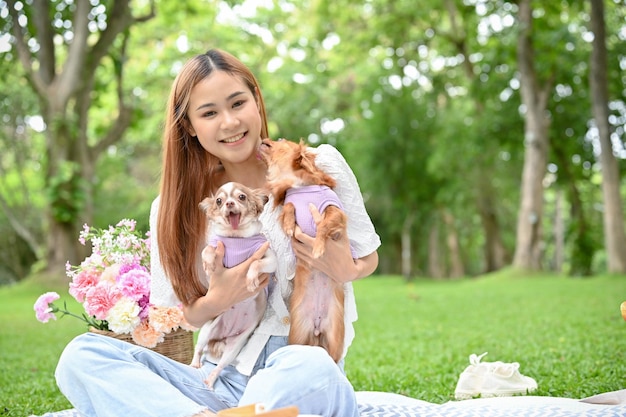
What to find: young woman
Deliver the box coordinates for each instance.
[55,49,380,417]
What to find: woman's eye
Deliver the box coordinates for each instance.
[233,100,245,108]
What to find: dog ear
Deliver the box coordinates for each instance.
[297,144,337,188]
[251,189,269,214]
[199,197,211,214]
[293,141,308,171]
[297,148,316,173]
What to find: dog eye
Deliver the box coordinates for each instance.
[216,198,223,206]
[238,194,246,201]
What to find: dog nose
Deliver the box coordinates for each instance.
[226,200,235,208]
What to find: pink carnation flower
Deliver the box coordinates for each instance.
[84,284,121,320]
[117,267,150,301]
[69,267,101,303]
[34,292,60,323]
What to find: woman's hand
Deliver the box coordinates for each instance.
[183,241,270,327]
[291,204,378,283]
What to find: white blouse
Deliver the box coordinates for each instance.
[149,144,381,376]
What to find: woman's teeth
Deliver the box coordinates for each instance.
[222,133,244,143]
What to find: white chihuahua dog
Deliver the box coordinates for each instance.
[190,182,277,389]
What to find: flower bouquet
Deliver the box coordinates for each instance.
[34,219,194,362]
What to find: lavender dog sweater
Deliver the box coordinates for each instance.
[209,234,268,268]
[284,185,356,258]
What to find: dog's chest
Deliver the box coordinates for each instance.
[209,234,267,268]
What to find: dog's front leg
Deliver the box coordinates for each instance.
[279,202,297,237]
[312,206,347,259]
[201,244,218,275]
[246,248,277,292]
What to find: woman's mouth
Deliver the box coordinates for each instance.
[221,132,245,144]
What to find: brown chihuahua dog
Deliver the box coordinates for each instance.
[191,182,276,388]
[259,138,349,362]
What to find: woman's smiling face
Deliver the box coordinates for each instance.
[187,70,262,165]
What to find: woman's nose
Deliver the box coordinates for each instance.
[221,110,240,129]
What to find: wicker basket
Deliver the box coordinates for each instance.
[89,327,194,364]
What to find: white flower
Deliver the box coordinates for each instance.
[106,297,141,334]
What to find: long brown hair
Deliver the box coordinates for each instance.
[157,49,269,305]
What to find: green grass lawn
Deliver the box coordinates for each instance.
[347,272,626,403]
[1,271,625,416]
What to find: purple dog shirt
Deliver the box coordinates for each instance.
[284,185,356,258]
[209,234,268,268]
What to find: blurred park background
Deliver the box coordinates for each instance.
[1,0,625,285]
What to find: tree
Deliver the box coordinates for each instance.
[589,0,626,273]
[512,0,554,270]
[441,0,510,272]
[3,0,154,270]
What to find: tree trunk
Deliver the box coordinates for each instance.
[553,190,564,272]
[476,179,509,272]
[589,0,626,273]
[428,219,444,279]
[552,137,595,276]
[512,0,553,271]
[442,209,464,278]
[401,213,415,280]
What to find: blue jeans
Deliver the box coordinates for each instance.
[55,333,359,417]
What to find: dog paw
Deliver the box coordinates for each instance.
[203,263,217,277]
[312,243,326,259]
[245,274,260,292]
[280,204,296,236]
[204,370,219,390]
[202,247,217,273]
[282,224,295,237]
[246,265,260,292]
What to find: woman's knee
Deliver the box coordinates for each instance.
[242,345,357,416]
[56,332,127,380]
[56,333,97,377]
[264,345,348,388]
[271,345,336,368]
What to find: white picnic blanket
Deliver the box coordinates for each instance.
[31,390,626,417]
